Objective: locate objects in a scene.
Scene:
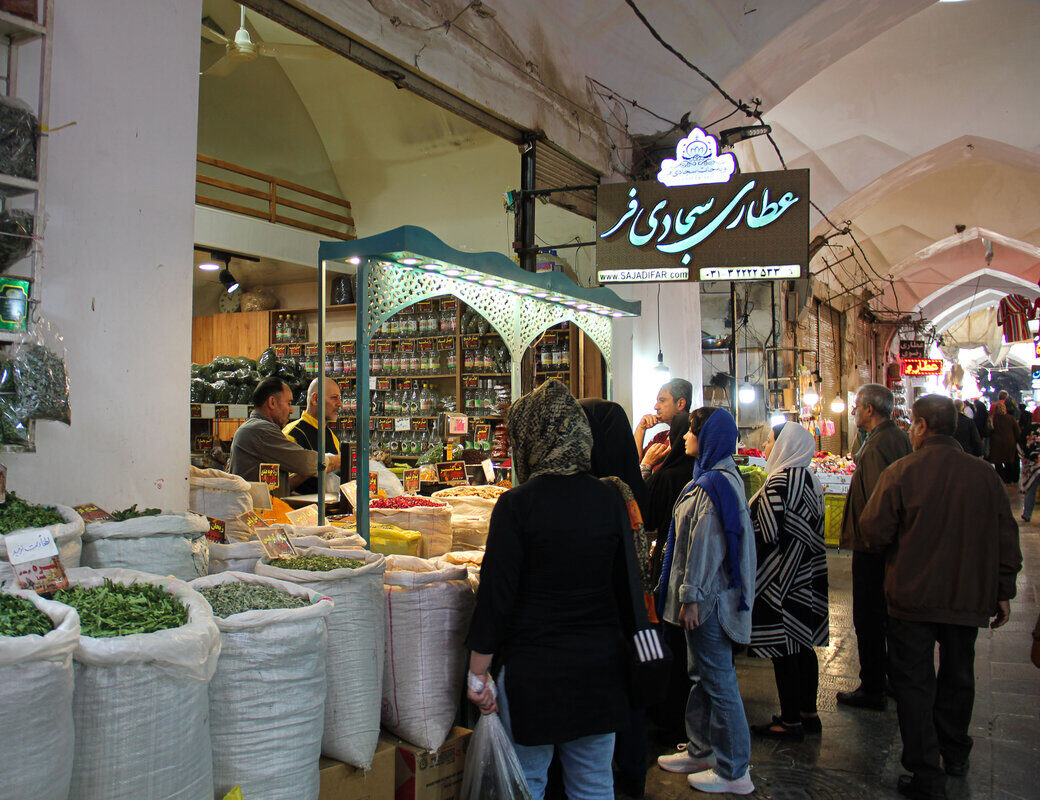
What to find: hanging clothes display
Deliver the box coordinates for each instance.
[996,294,1034,343]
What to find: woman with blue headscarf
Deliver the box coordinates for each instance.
[656,407,757,796]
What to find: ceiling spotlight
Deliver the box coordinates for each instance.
[399,257,421,266]
[219,267,239,294]
[348,257,361,265]
[719,124,772,149]
[198,259,220,272]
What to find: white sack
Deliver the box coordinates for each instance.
[371,505,452,558]
[207,527,366,575]
[81,512,210,581]
[191,572,333,800]
[382,555,475,751]
[0,504,83,585]
[432,550,484,594]
[189,466,253,541]
[256,547,386,768]
[0,590,79,800]
[65,567,221,800]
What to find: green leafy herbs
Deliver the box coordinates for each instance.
[0,593,52,637]
[198,582,308,617]
[0,491,65,534]
[275,554,364,572]
[53,579,188,638]
[110,504,162,521]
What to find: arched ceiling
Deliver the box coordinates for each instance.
[203,0,1039,330]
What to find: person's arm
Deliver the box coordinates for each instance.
[640,441,670,470]
[255,423,324,476]
[634,414,659,458]
[677,497,726,607]
[858,465,901,552]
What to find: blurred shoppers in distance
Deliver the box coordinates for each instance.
[1018,408,1040,522]
[952,400,983,457]
[988,400,1020,484]
[860,394,1021,800]
[747,422,829,741]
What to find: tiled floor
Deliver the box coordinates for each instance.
[641,488,1040,800]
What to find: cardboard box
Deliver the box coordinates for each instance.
[318,738,396,800]
[392,727,472,800]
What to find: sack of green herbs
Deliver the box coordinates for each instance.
[61,567,220,800]
[256,546,387,769]
[0,590,79,800]
[381,555,475,752]
[82,510,210,581]
[191,572,334,800]
[206,526,367,575]
[278,523,367,551]
[0,496,83,586]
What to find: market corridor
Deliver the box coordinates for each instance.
[643,492,1040,800]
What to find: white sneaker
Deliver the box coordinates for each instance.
[656,744,717,774]
[687,767,754,795]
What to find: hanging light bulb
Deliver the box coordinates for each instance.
[769,412,787,427]
[653,350,671,381]
[830,397,846,413]
[803,388,820,406]
[738,383,756,404]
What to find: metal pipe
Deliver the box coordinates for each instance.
[355,260,371,543]
[518,137,537,272]
[318,260,327,524]
[731,282,739,428]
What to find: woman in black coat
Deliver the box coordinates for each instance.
[466,380,642,800]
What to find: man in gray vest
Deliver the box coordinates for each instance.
[837,383,912,709]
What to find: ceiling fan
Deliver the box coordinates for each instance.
[201,5,332,77]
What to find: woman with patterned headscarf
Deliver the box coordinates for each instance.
[465,380,647,800]
[747,422,828,740]
[656,407,757,795]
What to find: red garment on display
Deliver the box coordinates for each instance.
[997,294,1034,343]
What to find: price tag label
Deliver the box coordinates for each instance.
[255,527,298,559]
[286,504,319,527]
[369,471,379,498]
[441,298,458,312]
[369,376,377,391]
[462,335,480,349]
[446,414,469,435]
[8,531,69,593]
[194,434,214,450]
[437,461,468,485]
[337,378,351,391]
[73,503,115,522]
[288,344,303,358]
[403,468,420,494]
[400,339,415,353]
[258,463,280,489]
[475,424,491,445]
[395,417,411,431]
[481,458,496,483]
[377,340,393,354]
[411,417,428,431]
[190,403,202,418]
[376,377,392,391]
[401,379,413,390]
[306,343,320,357]
[541,331,558,345]
[417,300,434,313]
[273,344,288,357]
[342,341,356,355]
[378,417,395,432]
[418,338,434,352]
[464,377,479,389]
[438,337,455,351]
[205,516,227,543]
[237,509,269,532]
[214,404,230,420]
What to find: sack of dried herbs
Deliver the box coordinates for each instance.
[82,510,210,581]
[0,499,83,587]
[0,590,79,800]
[191,571,333,800]
[61,567,220,800]
[257,546,386,769]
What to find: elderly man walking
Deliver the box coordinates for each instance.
[860,395,1022,800]
[838,383,912,709]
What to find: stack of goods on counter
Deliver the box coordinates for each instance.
[80,506,210,581]
[0,492,83,583]
[811,451,854,547]
[370,495,452,558]
[432,484,508,549]
[191,355,265,406]
[257,547,387,770]
[56,568,220,800]
[191,572,334,800]
[738,464,767,501]
[0,591,79,800]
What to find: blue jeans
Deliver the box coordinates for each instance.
[496,668,616,800]
[1024,474,1040,520]
[684,604,751,780]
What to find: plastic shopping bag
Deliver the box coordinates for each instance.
[460,705,532,800]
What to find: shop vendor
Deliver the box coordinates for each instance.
[283,376,343,494]
[228,376,341,497]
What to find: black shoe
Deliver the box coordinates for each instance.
[943,757,969,777]
[1021,515,1031,523]
[898,774,946,799]
[800,714,822,734]
[750,716,805,741]
[837,687,887,710]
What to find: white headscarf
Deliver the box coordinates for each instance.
[749,421,823,505]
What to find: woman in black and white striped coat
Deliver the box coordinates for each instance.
[747,422,829,740]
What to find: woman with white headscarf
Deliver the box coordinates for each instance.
[747,422,829,740]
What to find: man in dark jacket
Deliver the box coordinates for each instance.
[860,395,1021,800]
[838,383,913,709]
[952,400,983,457]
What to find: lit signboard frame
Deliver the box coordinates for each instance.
[596,129,809,284]
[901,358,943,376]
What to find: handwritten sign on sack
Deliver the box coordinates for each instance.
[6,529,69,593]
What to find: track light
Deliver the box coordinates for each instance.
[219,267,239,294]
[719,124,772,149]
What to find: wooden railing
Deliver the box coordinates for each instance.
[195,154,355,240]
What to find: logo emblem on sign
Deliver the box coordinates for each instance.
[657,128,736,187]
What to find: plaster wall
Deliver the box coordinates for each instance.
[5,0,201,509]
